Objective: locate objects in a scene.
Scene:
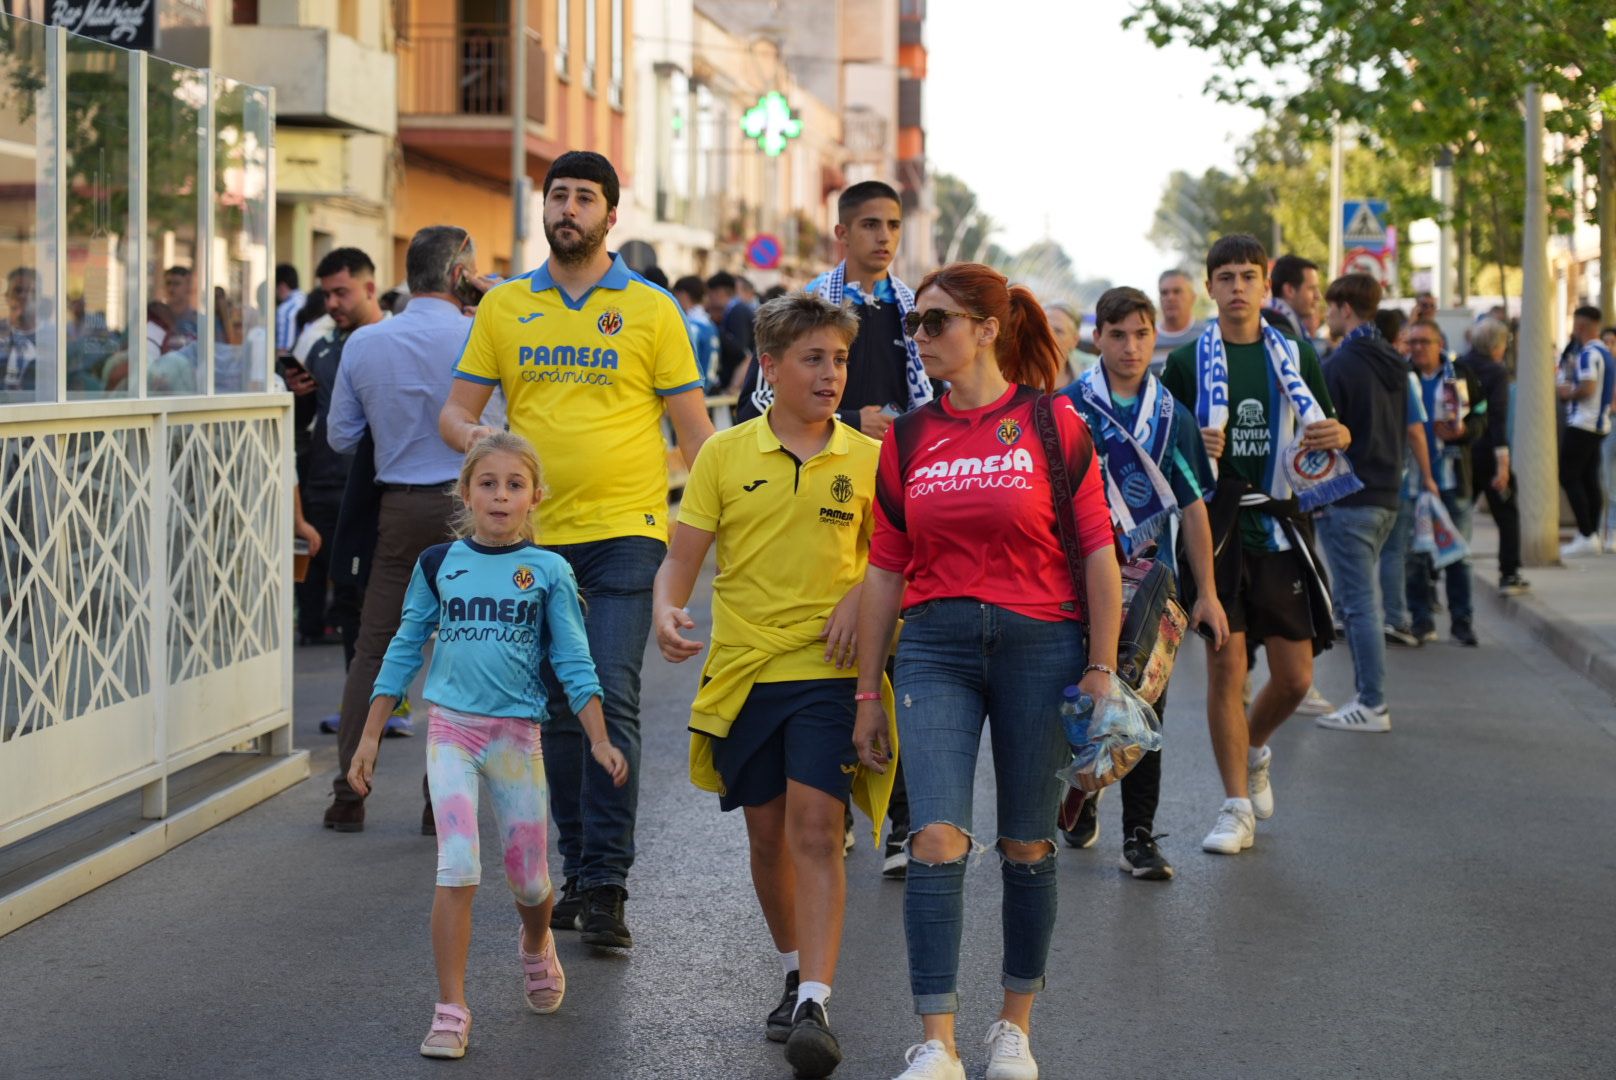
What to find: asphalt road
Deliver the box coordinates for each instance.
[3,575,1614,1080]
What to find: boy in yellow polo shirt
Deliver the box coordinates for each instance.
[653,294,877,1080]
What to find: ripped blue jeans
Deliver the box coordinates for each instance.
[894,599,1083,1015]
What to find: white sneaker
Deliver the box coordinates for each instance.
[1202,799,1256,854]
[1247,745,1274,820]
[1317,697,1391,733]
[984,1019,1038,1079]
[1560,533,1603,559]
[1293,684,1333,715]
[894,1040,965,1080]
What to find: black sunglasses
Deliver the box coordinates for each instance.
[903,308,985,339]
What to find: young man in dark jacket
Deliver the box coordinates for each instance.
[1463,319,1528,594]
[1314,274,1437,732]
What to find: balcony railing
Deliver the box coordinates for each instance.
[398,23,545,123]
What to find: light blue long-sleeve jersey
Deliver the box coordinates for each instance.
[372,538,602,722]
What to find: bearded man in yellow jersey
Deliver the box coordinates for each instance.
[440,151,716,950]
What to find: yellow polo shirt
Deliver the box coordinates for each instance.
[677,411,881,682]
[455,254,703,544]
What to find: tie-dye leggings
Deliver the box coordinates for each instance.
[426,704,552,906]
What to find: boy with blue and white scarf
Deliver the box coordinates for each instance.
[1060,287,1228,880]
[1160,234,1353,859]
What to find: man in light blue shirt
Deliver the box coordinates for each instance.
[321,225,504,835]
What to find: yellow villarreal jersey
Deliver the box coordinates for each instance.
[455,255,702,545]
[677,413,882,682]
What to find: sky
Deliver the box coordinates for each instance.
[925,0,1266,292]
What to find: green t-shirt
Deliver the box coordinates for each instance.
[1161,332,1334,551]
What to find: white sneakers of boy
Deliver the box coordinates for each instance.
[1202,798,1256,855]
[1560,533,1603,559]
[894,1040,966,1080]
[1247,746,1274,820]
[1317,698,1392,733]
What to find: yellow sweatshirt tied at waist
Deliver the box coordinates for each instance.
[687,591,899,845]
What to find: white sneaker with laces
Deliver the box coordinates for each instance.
[1560,533,1603,559]
[984,1019,1038,1079]
[1247,745,1274,820]
[1317,697,1392,733]
[1293,684,1333,715]
[1202,799,1256,854]
[893,1040,965,1080]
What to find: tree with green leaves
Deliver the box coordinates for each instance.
[1126,0,1616,301]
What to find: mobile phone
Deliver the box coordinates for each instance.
[1194,621,1218,643]
[277,355,307,379]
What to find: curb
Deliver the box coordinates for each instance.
[1488,587,1616,703]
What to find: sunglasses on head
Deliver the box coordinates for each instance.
[902,308,985,339]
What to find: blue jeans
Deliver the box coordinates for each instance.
[894,599,1083,1015]
[539,535,664,891]
[1408,490,1473,628]
[1317,504,1397,709]
[1379,497,1416,631]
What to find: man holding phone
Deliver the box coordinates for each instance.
[1061,286,1228,879]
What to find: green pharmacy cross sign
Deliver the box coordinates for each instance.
[741,91,803,157]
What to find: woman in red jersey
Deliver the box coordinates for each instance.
[852,263,1121,1080]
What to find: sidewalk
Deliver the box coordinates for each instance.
[1470,514,1616,705]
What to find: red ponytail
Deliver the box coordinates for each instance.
[916,262,1063,393]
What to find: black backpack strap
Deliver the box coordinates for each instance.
[1034,393,1096,612]
[876,406,928,533]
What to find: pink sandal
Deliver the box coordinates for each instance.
[520,928,566,1014]
[419,1002,471,1059]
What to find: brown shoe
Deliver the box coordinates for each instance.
[323,799,365,833]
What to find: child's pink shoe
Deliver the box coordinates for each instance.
[520,927,566,1014]
[419,1002,471,1059]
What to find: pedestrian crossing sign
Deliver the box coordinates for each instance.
[1342,200,1390,250]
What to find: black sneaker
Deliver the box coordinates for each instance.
[579,884,632,948]
[1118,827,1174,880]
[783,999,842,1079]
[766,970,800,1043]
[551,876,583,929]
[882,824,909,880]
[1499,573,1530,596]
[1412,620,1438,643]
[1451,621,1479,647]
[1060,787,1102,849]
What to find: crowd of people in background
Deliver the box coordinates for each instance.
[267,145,1616,1080]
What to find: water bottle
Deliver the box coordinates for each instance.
[1059,684,1094,748]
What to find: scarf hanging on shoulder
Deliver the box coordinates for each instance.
[812,262,932,411]
[1075,365,1179,551]
[1195,320,1362,511]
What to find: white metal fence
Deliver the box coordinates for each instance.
[0,16,296,927]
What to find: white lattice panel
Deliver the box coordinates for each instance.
[166,417,283,684]
[1,426,154,742]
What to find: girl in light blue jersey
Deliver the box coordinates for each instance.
[350,432,627,1060]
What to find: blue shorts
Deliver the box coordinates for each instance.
[711,678,858,812]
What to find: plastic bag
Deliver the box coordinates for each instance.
[1056,677,1163,794]
[1411,491,1469,570]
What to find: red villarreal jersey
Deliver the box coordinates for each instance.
[869,384,1115,621]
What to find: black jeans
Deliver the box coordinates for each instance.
[295,486,360,656]
[1473,457,1521,576]
[1119,689,1166,837]
[1561,428,1606,537]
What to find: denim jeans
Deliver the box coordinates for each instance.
[894,599,1083,1015]
[1380,497,1417,631]
[1407,489,1473,628]
[1317,504,1397,709]
[539,535,664,891]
